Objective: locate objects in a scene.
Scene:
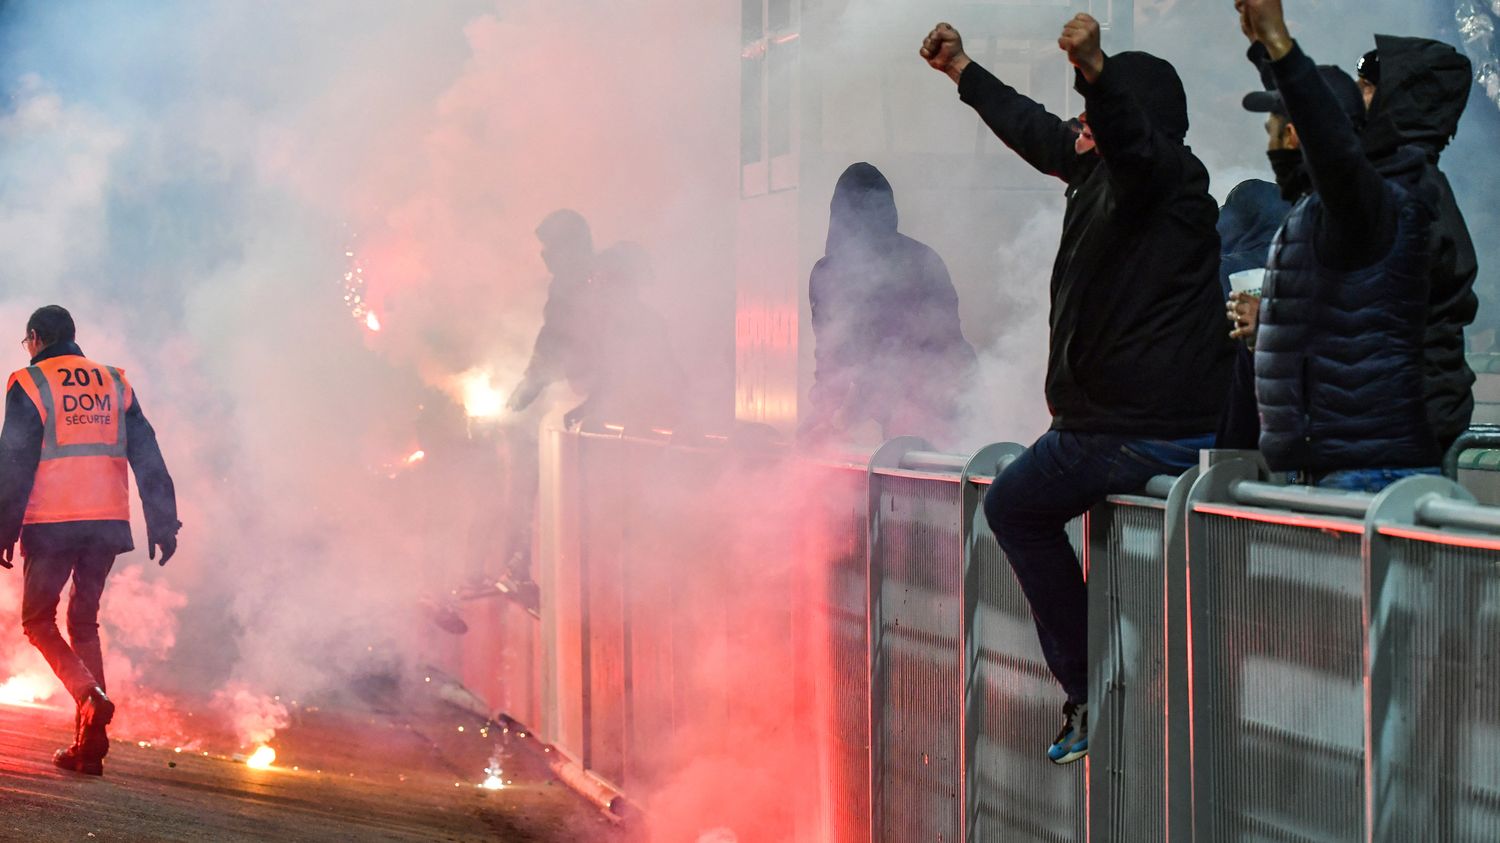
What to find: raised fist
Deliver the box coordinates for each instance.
[921,22,971,82]
[1059,14,1104,81]
[1235,0,1293,58]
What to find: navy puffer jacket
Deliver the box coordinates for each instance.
[1256,186,1438,471]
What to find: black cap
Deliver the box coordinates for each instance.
[1242,65,1365,126]
[1357,49,1380,84]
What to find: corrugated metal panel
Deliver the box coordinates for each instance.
[808,465,871,843]
[1374,537,1500,842]
[1194,515,1365,842]
[872,475,963,841]
[577,434,635,787]
[1090,500,1169,842]
[969,506,1087,842]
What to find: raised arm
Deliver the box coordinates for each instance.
[1064,15,1183,205]
[923,23,1082,182]
[1239,0,1392,267]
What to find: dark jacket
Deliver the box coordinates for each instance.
[1361,35,1478,451]
[573,286,686,430]
[1255,44,1442,471]
[1218,179,1290,298]
[1216,180,1290,449]
[805,163,977,443]
[0,342,179,556]
[521,273,598,391]
[958,53,1231,435]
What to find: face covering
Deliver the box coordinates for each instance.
[1267,148,1310,202]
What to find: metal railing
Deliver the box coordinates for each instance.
[525,431,1500,841]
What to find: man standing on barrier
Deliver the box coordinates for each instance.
[922,15,1229,764]
[0,306,180,776]
[1235,0,1464,492]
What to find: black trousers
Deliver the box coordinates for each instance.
[21,550,116,702]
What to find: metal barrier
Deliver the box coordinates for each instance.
[1365,480,1500,842]
[1088,468,1197,843]
[965,447,1089,843]
[529,431,1500,841]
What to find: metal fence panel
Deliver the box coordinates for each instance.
[1089,497,1170,843]
[1191,512,1366,842]
[968,504,1087,842]
[1373,535,1500,842]
[806,465,872,843]
[872,474,964,841]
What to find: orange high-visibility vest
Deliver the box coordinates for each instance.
[6,355,133,524]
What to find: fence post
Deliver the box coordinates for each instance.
[1361,476,1475,842]
[959,443,1025,843]
[1183,456,1263,842]
[1162,467,1200,843]
[866,436,929,843]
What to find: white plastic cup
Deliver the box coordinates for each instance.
[1229,267,1265,298]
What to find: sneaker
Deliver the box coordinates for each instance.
[1047,701,1089,765]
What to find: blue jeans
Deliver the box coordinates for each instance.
[1292,466,1442,493]
[982,430,1211,704]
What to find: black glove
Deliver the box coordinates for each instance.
[149,533,177,567]
[0,543,12,570]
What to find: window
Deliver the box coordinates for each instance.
[741,0,798,196]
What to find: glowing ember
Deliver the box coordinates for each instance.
[0,673,54,706]
[480,757,505,790]
[246,745,276,769]
[365,311,382,332]
[454,368,505,419]
[404,449,426,465]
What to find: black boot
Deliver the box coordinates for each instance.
[54,699,103,776]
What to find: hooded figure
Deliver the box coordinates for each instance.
[565,241,686,431]
[1242,29,1463,483]
[803,163,976,446]
[1218,179,1292,297]
[956,50,1230,436]
[1216,179,1291,449]
[1360,35,1479,453]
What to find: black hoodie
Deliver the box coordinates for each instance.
[958,53,1231,435]
[805,163,977,444]
[1362,35,1478,450]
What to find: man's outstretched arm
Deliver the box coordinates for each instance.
[1063,14,1181,205]
[1238,0,1394,268]
[923,22,1081,182]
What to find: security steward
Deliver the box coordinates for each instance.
[0,306,180,776]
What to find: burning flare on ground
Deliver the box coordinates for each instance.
[246,745,276,769]
[0,673,55,707]
[480,753,505,790]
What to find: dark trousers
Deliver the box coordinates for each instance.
[22,550,116,702]
[982,430,1208,704]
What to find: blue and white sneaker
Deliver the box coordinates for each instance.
[1047,701,1089,765]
